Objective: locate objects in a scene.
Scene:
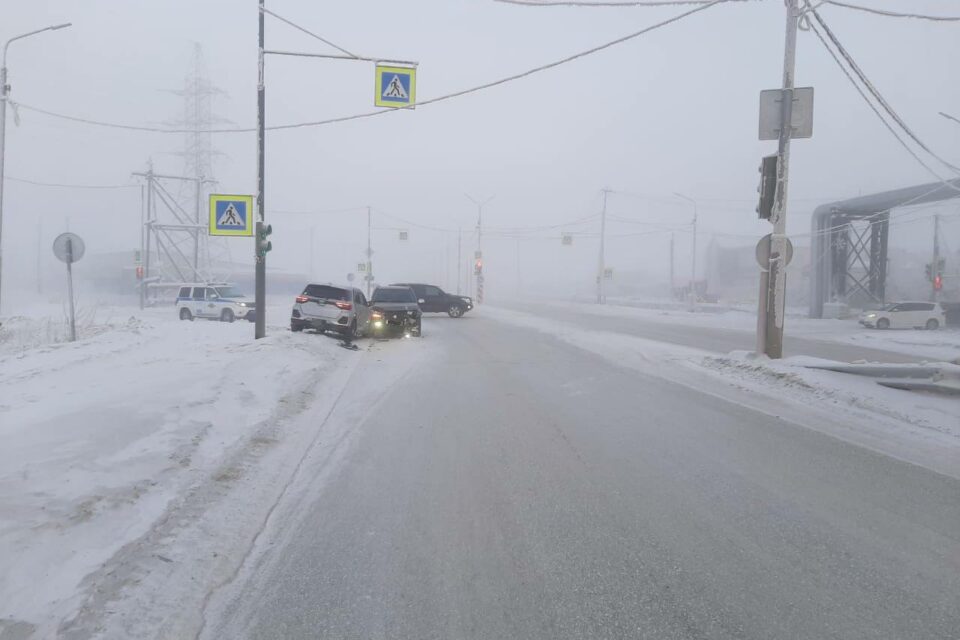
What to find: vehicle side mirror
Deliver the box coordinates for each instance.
[418,298,425,304]
[209,294,219,300]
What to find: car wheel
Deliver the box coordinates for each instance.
[447,304,463,318]
[179,308,193,321]
[877,318,890,330]
[925,319,940,330]
[221,309,235,323]
[351,320,363,339]
[413,322,423,337]
[291,321,304,332]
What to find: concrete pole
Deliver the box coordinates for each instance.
[597,188,608,304]
[254,0,267,339]
[366,206,373,298]
[457,227,462,295]
[763,0,800,359]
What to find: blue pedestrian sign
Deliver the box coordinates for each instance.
[375,64,416,109]
[209,194,254,237]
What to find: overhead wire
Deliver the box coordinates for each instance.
[493,0,730,6]
[822,1,960,22]
[806,5,960,179]
[9,0,734,135]
[4,175,139,190]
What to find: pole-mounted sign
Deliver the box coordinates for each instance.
[52,232,84,342]
[209,194,254,236]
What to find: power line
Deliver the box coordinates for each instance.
[10,0,733,136]
[823,1,960,22]
[810,12,960,191]
[4,175,139,190]
[493,0,727,6]
[808,7,960,178]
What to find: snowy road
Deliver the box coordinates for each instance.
[203,312,960,640]
[502,301,940,363]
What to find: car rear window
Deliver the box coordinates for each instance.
[372,287,416,303]
[303,285,349,301]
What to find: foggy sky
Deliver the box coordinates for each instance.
[3,0,959,305]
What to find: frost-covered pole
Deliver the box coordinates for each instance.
[366,206,373,298]
[597,188,609,304]
[254,0,267,339]
[764,0,799,358]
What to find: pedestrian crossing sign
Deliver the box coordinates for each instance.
[375,64,416,108]
[209,194,254,237]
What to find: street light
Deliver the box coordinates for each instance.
[0,22,72,314]
[673,192,698,309]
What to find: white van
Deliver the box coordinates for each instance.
[175,283,255,323]
[859,301,946,330]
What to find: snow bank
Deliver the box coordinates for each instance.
[0,303,351,632]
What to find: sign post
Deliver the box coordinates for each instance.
[52,232,85,342]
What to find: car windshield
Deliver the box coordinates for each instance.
[214,286,244,299]
[372,287,416,303]
[303,285,349,301]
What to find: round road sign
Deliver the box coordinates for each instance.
[53,233,86,264]
[347,272,355,282]
[755,233,793,271]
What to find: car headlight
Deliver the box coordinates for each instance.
[865,313,876,318]
[371,312,384,321]
[238,302,247,307]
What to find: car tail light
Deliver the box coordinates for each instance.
[295,295,309,303]
[335,301,353,311]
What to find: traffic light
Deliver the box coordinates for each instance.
[256,222,273,258]
[474,258,483,275]
[925,263,933,281]
[934,274,943,291]
[756,154,778,220]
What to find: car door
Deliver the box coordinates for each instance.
[191,287,207,317]
[354,289,371,329]
[205,288,222,318]
[421,285,444,312]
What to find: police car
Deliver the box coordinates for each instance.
[175,283,255,323]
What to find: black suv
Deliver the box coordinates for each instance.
[392,283,473,318]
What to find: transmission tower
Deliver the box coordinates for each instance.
[166,43,232,280]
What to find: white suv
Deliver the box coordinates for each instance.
[290,284,371,338]
[176,283,255,323]
[859,301,946,330]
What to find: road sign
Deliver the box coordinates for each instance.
[562,233,573,246]
[755,233,794,270]
[398,230,409,241]
[358,262,367,272]
[603,267,613,280]
[53,232,85,264]
[209,194,254,236]
[375,64,416,109]
[347,273,355,282]
[759,87,814,140]
[474,250,482,259]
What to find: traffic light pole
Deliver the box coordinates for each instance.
[597,188,608,305]
[255,0,267,339]
[762,0,799,359]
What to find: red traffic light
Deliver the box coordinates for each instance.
[933,274,942,291]
[136,266,144,280]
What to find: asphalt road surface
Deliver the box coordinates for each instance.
[208,313,960,639]
[503,301,927,363]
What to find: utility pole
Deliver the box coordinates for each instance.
[254,0,267,339]
[457,227,462,295]
[674,192,698,310]
[516,237,521,297]
[932,213,941,302]
[669,231,675,298]
[366,205,373,297]
[309,226,315,277]
[597,188,609,304]
[758,0,800,359]
[36,219,42,294]
[466,194,493,303]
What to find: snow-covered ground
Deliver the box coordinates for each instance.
[485,306,960,480]
[0,300,429,637]
[525,298,960,363]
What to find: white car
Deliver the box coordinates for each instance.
[176,283,255,323]
[859,301,945,330]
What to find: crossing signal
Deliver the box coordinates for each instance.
[256,222,273,258]
[756,154,778,220]
[934,274,943,291]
